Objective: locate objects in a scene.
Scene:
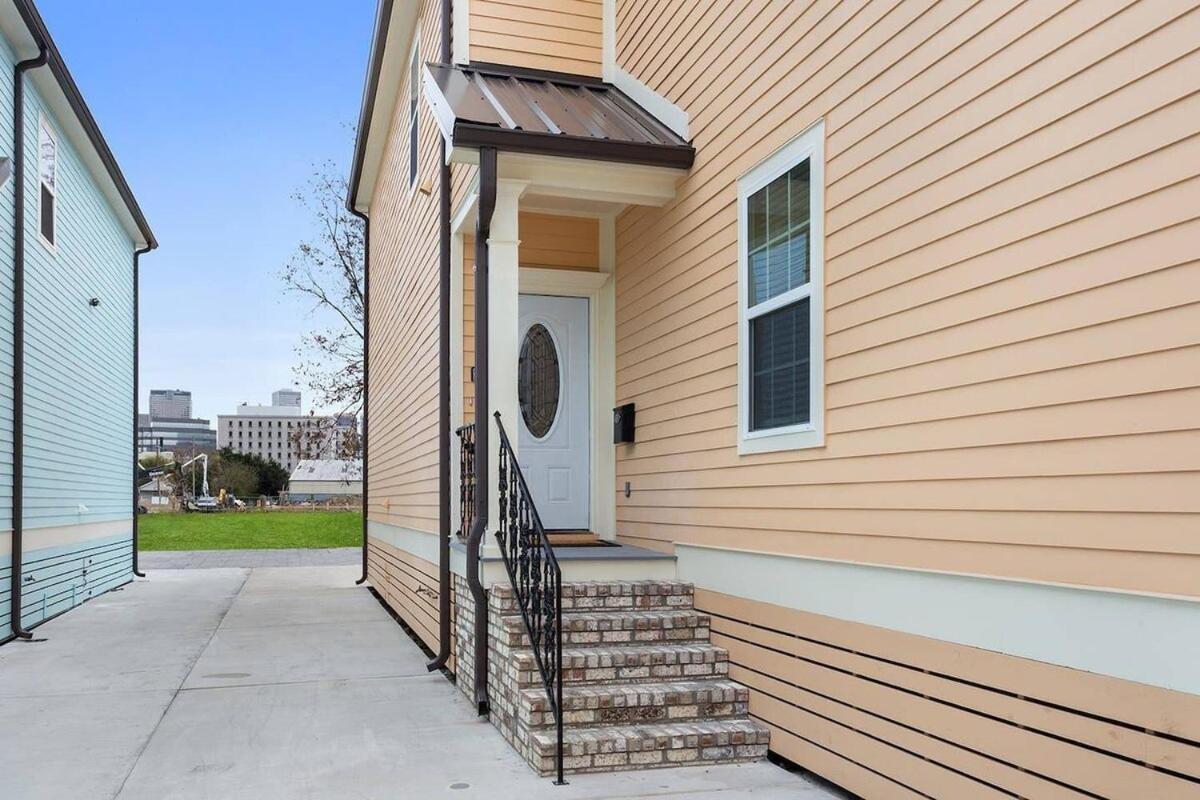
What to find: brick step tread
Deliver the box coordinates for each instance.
[530,719,770,773]
[494,588,693,612]
[512,643,730,685]
[520,680,749,727]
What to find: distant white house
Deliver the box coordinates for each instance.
[137,477,171,510]
[287,460,362,501]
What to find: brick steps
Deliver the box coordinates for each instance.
[520,679,749,728]
[529,719,770,775]
[499,608,711,648]
[494,580,694,612]
[513,643,730,686]
[488,579,768,776]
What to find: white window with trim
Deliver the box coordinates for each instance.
[38,114,57,250]
[737,120,824,454]
[407,38,419,189]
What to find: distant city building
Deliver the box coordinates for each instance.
[217,390,358,472]
[272,388,302,408]
[137,414,217,454]
[148,389,192,419]
[139,388,215,455]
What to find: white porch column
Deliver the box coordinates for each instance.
[485,179,527,555]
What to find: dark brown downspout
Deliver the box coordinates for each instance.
[465,146,497,713]
[427,0,454,672]
[9,43,50,641]
[353,212,370,585]
[132,245,151,578]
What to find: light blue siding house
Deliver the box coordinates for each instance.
[0,0,155,641]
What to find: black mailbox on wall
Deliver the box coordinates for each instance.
[613,403,636,444]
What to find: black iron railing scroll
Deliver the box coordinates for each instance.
[456,424,475,539]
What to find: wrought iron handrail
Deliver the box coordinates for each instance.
[493,412,565,785]
[455,423,475,539]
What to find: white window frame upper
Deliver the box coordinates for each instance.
[407,33,420,191]
[37,113,58,253]
[737,119,825,455]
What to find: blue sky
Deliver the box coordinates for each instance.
[38,0,376,423]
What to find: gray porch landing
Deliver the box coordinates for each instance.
[462,538,679,583]
[0,565,838,799]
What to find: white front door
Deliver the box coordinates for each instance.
[517,294,590,530]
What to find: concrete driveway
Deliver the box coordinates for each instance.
[0,565,839,800]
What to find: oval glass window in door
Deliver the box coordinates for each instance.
[518,323,561,439]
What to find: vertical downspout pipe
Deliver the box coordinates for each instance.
[132,245,151,577]
[352,212,370,585]
[427,0,453,673]
[465,146,497,713]
[9,43,49,641]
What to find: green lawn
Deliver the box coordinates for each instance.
[138,511,363,551]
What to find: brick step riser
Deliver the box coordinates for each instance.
[521,697,749,729]
[499,612,712,650]
[513,658,730,687]
[536,748,768,776]
[504,627,711,649]
[529,722,771,776]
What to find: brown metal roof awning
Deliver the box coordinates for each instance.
[424,62,695,170]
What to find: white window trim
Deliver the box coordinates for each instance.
[37,113,57,254]
[737,119,825,455]
[407,30,420,193]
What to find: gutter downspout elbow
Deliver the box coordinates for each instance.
[427,0,454,675]
[132,245,151,578]
[10,42,49,641]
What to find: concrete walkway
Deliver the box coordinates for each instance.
[140,547,359,569]
[0,566,839,800]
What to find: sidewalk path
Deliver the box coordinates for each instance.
[140,547,359,569]
[0,566,840,800]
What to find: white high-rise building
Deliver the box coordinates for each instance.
[148,389,192,419]
[217,393,357,473]
[140,389,214,455]
[272,388,302,409]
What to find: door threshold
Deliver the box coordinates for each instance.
[546,530,616,548]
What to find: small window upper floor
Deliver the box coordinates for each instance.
[38,114,57,251]
[407,36,419,190]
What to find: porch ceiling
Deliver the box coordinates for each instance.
[452,150,687,215]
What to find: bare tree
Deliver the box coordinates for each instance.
[281,162,365,423]
[288,412,363,469]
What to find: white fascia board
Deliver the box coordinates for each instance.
[353,0,419,212]
[600,0,688,142]
[422,64,457,151]
[612,67,689,142]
